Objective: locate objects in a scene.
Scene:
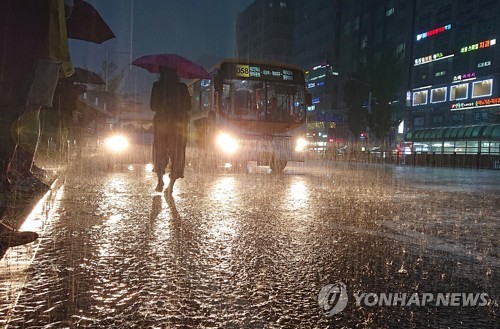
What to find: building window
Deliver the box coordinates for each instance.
[479,18,495,36]
[432,114,444,125]
[436,5,452,23]
[431,87,447,103]
[413,90,428,106]
[458,0,474,15]
[386,7,395,16]
[360,35,368,49]
[476,48,493,68]
[435,71,446,77]
[360,55,367,67]
[280,1,287,8]
[395,42,406,57]
[414,116,425,127]
[472,79,493,98]
[353,17,360,31]
[344,21,351,34]
[450,83,468,101]
[456,26,471,45]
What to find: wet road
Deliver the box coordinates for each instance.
[0,160,498,328]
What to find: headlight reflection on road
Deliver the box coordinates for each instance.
[287,179,309,209]
[208,176,238,242]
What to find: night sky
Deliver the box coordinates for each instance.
[69,0,253,102]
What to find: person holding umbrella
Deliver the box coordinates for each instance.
[132,53,209,194]
[150,67,191,194]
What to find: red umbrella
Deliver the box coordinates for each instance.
[131,54,211,79]
[66,0,115,44]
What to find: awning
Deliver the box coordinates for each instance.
[405,124,500,141]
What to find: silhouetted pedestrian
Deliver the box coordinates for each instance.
[150,67,190,194]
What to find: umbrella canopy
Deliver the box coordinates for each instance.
[66,67,105,85]
[66,0,115,44]
[131,54,211,79]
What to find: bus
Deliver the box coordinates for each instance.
[187,59,311,172]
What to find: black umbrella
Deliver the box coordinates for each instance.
[67,67,105,85]
[66,0,115,44]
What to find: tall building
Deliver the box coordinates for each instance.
[292,0,343,142]
[235,0,295,63]
[407,0,500,157]
[236,0,499,158]
[337,0,415,144]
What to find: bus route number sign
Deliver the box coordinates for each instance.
[236,64,250,77]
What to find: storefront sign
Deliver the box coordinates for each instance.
[451,97,500,110]
[460,39,496,53]
[416,24,452,41]
[453,72,476,82]
[414,52,454,66]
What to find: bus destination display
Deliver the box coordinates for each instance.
[232,64,295,82]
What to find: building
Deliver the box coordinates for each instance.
[337,0,415,146]
[406,0,500,160]
[292,0,343,144]
[235,0,295,63]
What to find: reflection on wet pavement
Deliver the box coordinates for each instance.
[0,162,498,327]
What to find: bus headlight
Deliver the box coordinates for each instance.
[216,132,238,153]
[104,134,129,153]
[295,137,308,152]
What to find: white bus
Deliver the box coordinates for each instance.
[188,59,311,172]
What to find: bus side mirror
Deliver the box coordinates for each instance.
[305,92,312,106]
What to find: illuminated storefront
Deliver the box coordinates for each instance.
[408,8,500,162]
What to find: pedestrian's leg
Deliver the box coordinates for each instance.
[155,157,166,192]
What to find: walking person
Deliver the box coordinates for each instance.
[150,67,190,194]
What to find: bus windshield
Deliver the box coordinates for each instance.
[220,79,306,123]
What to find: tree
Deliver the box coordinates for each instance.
[344,79,368,140]
[99,60,125,93]
[344,44,405,147]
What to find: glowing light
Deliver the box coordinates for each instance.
[295,137,308,152]
[416,24,452,41]
[414,52,454,66]
[460,39,496,53]
[104,134,129,152]
[216,132,238,153]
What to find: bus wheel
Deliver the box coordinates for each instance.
[270,158,287,173]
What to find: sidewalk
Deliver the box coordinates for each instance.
[0,155,66,261]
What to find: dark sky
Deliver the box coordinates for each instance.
[69,0,253,99]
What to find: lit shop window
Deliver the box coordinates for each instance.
[431,87,447,103]
[477,61,491,68]
[413,90,428,106]
[450,83,468,101]
[472,79,493,98]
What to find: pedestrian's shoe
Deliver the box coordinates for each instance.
[31,165,47,180]
[11,175,50,194]
[0,229,39,248]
